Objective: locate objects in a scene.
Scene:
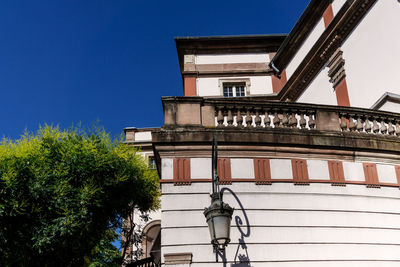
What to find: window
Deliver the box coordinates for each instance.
[148,156,156,170]
[223,83,246,97]
[219,79,250,97]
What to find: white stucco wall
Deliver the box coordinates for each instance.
[161,182,400,266]
[342,0,400,109]
[134,131,152,142]
[286,18,326,80]
[297,67,336,105]
[196,76,273,97]
[379,101,400,113]
[332,0,347,15]
[195,53,269,64]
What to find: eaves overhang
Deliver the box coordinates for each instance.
[269,0,332,75]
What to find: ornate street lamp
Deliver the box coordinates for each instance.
[204,136,234,262]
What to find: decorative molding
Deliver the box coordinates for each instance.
[363,163,380,188]
[270,0,332,73]
[161,157,400,188]
[164,252,193,265]
[218,158,232,184]
[328,160,346,186]
[327,48,346,88]
[278,0,377,101]
[292,159,310,185]
[176,35,286,76]
[370,92,400,110]
[183,62,272,76]
[254,158,272,185]
[173,158,191,185]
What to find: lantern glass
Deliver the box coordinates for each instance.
[213,215,231,245]
[206,211,232,247]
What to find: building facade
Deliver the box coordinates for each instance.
[125,0,400,266]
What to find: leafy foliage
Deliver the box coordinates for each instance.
[0,126,159,267]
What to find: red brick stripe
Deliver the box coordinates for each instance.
[184,77,196,96]
[323,4,334,28]
[395,166,400,187]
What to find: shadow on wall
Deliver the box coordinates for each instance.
[220,187,252,267]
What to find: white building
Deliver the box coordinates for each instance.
[125,1,400,266]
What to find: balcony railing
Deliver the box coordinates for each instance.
[162,96,400,137]
[126,257,159,267]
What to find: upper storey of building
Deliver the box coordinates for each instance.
[175,0,400,112]
[175,34,287,98]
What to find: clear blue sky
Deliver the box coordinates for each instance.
[0,0,309,140]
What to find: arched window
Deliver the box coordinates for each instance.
[141,220,161,264]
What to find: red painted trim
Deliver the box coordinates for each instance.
[159,179,399,188]
[173,158,191,185]
[335,78,350,106]
[269,52,287,93]
[363,163,380,188]
[254,158,272,184]
[271,70,287,93]
[184,77,196,96]
[218,158,232,185]
[328,160,345,186]
[323,4,334,28]
[395,166,400,187]
[291,159,309,185]
[394,166,400,187]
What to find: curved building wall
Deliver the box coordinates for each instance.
[159,155,400,266]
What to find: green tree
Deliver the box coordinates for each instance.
[0,126,159,266]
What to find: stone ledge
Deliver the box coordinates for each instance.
[164,252,193,265]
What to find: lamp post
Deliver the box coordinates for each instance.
[204,136,234,262]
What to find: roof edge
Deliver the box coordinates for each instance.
[270,0,332,74]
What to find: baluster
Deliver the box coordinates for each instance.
[396,121,400,136]
[227,108,233,127]
[299,112,307,129]
[348,114,356,131]
[289,111,297,128]
[281,109,289,128]
[380,118,387,134]
[272,111,280,127]
[308,111,316,129]
[236,108,243,127]
[254,109,261,128]
[246,109,252,127]
[372,118,380,134]
[364,117,372,133]
[217,107,224,127]
[264,109,271,128]
[340,113,347,131]
[356,116,364,132]
[388,120,395,135]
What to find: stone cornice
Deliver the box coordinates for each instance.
[270,0,332,74]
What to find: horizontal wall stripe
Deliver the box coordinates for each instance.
[161,225,400,231]
[162,242,400,247]
[186,260,400,263]
[161,179,400,187]
[162,243,400,262]
[162,191,400,200]
[162,157,400,187]
[161,208,400,215]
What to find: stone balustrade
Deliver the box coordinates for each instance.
[162,96,400,137]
